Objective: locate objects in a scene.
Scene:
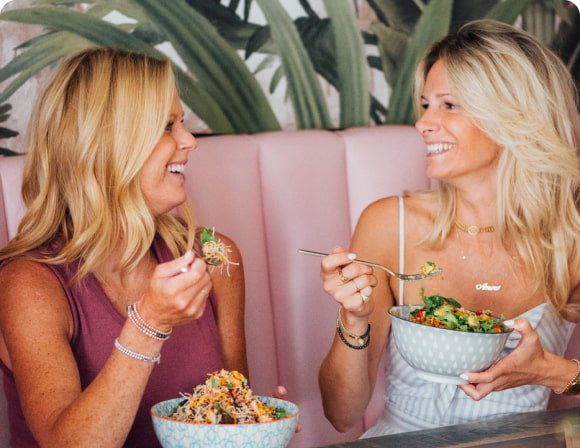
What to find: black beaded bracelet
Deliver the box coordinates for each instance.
[337,323,371,350]
[337,306,370,341]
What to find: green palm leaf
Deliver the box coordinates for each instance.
[0,101,18,156]
[173,70,235,134]
[487,0,534,23]
[255,0,331,129]
[371,22,408,87]
[0,148,20,156]
[0,127,18,139]
[368,0,421,34]
[0,104,11,116]
[324,0,370,128]
[135,0,280,133]
[184,0,273,53]
[0,30,91,104]
[0,7,234,133]
[289,16,385,125]
[386,0,453,125]
[451,0,498,31]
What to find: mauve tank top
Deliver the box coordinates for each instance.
[0,234,224,447]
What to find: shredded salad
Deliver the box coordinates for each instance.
[419,261,442,277]
[169,369,288,424]
[408,291,508,333]
[200,227,239,276]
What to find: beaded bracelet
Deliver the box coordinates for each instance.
[336,306,370,347]
[337,324,370,350]
[127,303,172,341]
[114,338,161,364]
[554,358,580,395]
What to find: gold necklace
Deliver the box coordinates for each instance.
[454,217,495,236]
[456,231,515,292]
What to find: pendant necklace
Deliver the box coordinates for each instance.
[454,217,505,292]
[453,217,495,236]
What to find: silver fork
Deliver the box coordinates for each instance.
[297,249,442,281]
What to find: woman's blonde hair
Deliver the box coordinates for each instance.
[0,48,195,280]
[411,20,579,315]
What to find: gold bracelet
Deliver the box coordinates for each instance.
[336,306,370,347]
[554,358,580,395]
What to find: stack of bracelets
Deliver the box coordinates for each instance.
[336,306,371,350]
[113,302,172,364]
[127,303,172,341]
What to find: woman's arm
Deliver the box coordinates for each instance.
[460,279,580,400]
[0,251,211,447]
[459,318,579,400]
[318,197,399,432]
[209,232,248,377]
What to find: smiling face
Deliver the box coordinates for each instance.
[415,59,501,183]
[140,93,197,215]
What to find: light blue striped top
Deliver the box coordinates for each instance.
[363,197,576,437]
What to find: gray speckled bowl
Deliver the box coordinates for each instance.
[388,305,513,385]
[151,396,299,448]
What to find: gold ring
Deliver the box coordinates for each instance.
[338,269,349,284]
[360,293,370,304]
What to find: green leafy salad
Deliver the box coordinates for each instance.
[408,291,508,333]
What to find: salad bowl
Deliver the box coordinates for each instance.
[388,304,513,385]
[151,396,299,448]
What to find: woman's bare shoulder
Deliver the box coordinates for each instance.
[353,196,402,263]
[358,193,436,232]
[403,192,438,220]
[358,196,399,227]
[353,193,436,261]
[212,231,239,252]
[1,258,60,290]
[0,260,71,332]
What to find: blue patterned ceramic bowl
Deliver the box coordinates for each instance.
[389,305,512,385]
[151,396,299,448]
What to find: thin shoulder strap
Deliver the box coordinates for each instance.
[398,196,405,306]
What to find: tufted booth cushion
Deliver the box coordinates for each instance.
[0,126,577,448]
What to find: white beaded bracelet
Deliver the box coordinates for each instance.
[114,338,160,364]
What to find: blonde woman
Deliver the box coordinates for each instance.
[0,49,249,446]
[318,20,579,436]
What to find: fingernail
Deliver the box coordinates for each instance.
[179,267,189,274]
[460,373,469,381]
[184,250,193,260]
[504,319,515,327]
[347,253,356,261]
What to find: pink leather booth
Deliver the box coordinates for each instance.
[0,126,578,448]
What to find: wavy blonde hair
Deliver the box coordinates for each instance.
[0,48,195,280]
[411,20,579,314]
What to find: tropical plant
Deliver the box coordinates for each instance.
[367,0,579,123]
[0,0,577,135]
[0,0,367,132]
[0,103,19,156]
